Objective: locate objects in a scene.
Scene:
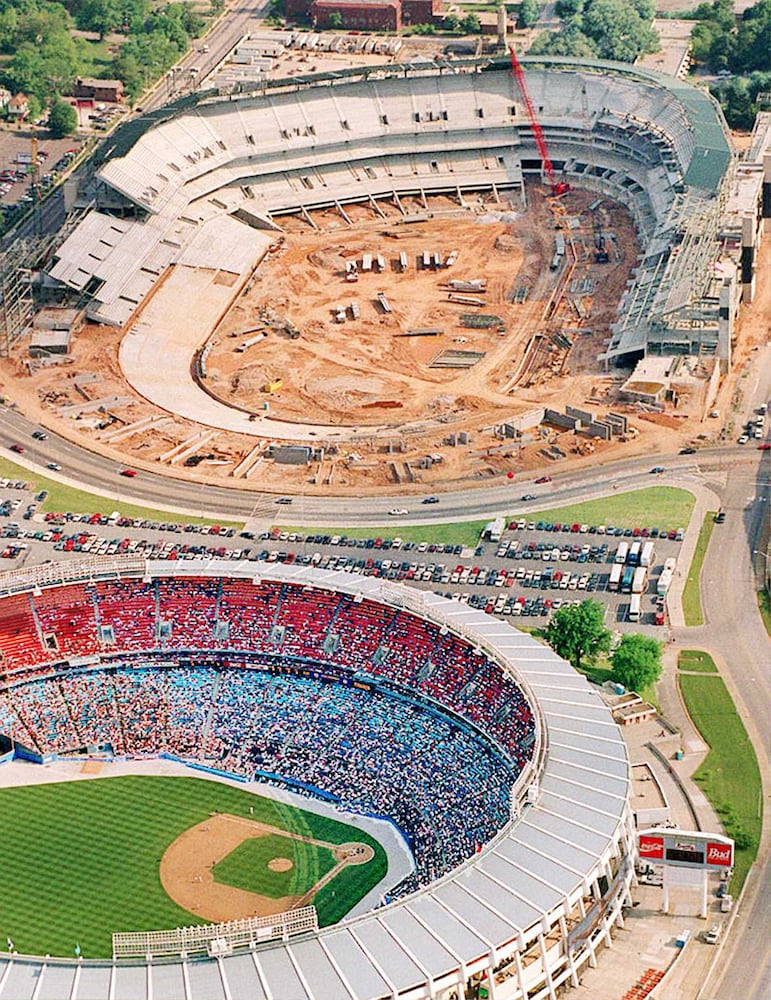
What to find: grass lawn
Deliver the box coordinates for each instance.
[678,670,762,893]
[281,520,488,548]
[758,589,771,637]
[0,775,387,957]
[283,487,696,549]
[678,650,719,673]
[522,487,694,533]
[576,657,659,709]
[212,832,337,898]
[0,458,241,529]
[682,513,716,627]
[78,36,118,77]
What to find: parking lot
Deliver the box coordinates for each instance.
[0,478,684,633]
[0,130,83,228]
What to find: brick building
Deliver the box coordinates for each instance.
[310,0,401,30]
[292,0,442,27]
[73,78,125,104]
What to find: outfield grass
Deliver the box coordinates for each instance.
[678,670,762,893]
[677,650,719,673]
[282,487,696,548]
[0,458,241,528]
[0,775,387,957]
[213,833,337,898]
[682,513,716,627]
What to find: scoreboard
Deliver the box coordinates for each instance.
[638,829,734,871]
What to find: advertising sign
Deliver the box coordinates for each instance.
[637,830,734,871]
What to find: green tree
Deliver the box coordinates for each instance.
[545,599,611,670]
[610,634,663,692]
[328,10,342,27]
[518,0,539,28]
[76,0,121,38]
[48,97,78,137]
[582,0,659,61]
[443,12,459,30]
[529,22,599,56]
[555,0,583,16]
[460,12,481,32]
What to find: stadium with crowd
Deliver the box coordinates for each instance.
[0,557,634,1000]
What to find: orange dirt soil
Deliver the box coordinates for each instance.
[0,188,734,495]
[159,812,373,922]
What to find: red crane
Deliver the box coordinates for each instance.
[509,47,570,197]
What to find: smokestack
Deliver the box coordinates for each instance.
[497,3,508,48]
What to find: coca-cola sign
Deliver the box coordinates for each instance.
[706,842,733,867]
[638,835,664,859]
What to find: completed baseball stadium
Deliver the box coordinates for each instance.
[0,558,634,1000]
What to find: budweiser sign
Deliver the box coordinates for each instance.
[638,835,664,860]
[706,842,733,867]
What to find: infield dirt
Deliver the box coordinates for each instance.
[160,812,373,921]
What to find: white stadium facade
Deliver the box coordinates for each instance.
[0,558,634,1000]
[48,54,733,363]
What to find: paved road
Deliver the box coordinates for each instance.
[143,0,272,112]
[1,403,764,525]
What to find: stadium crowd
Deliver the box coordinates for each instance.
[0,576,536,893]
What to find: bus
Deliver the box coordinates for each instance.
[608,563,623,592]
[628,541,642,566]
[615,541,629,565]
[628,593,641,621]
[621,565,635,593]
[640,541,655,567]
[632,566,648,594]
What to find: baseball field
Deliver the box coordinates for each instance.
[0,774,389,958]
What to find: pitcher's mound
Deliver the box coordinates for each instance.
[268,857,293,873]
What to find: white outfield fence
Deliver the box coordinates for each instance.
[112,906,318,959]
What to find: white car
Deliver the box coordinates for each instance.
[389,507,408,516]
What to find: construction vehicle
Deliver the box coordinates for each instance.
[509,47,570,197]
[263,379,283,393]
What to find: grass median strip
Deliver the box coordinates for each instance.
[522,487,694,532]
[758,590,771,637]
[677,658,762,893]
[0,458,241,529]
[677,649,719,673]
[682,513,716,627]
[282,487,696,548]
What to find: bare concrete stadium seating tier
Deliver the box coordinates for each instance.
[0,559,634,1000]
[49,56,732,361]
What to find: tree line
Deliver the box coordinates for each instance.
[0,0,216,121]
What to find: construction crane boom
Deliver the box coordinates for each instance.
[509,47,569,197]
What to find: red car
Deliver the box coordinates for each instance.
[120,468,137,477]
[10,443,24,454]
[535,475,552,484]
[758,443,770,450]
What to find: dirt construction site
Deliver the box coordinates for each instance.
[1,184,748,495]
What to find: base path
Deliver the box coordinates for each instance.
[159,812,373,922]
